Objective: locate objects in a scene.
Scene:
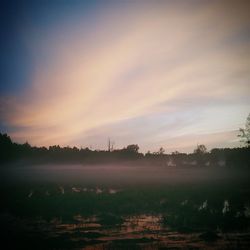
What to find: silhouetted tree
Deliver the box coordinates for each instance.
[0,132,249,167]
[157,147,165,155]
[125,144,139,153]
[0,133,12,145]
[193,144,207,166]
[238,113,250,147]
[171,151,180,155]
[0,133,14,161]
[194,144,207,154]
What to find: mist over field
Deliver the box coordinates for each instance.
[2,163,249,186]
[1,161,250,249]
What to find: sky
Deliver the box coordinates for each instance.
[0,0,250,153]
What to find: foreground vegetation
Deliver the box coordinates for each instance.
[1,176,250,249]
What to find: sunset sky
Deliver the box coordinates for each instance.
[0,0,250,153]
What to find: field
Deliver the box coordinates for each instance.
[1,164,250,249]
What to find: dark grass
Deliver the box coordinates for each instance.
[1,165,250,249]
[1,179,250,228]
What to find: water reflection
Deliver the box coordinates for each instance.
[15,213,247,249]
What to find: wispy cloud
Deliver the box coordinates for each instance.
[0,0,249,151]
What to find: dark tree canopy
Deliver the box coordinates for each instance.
[0,132,250,168]
[158,147,165,155]
[238,113,250,147]
[125,144,139,153]
[193,144,207,154]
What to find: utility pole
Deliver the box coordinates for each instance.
[108,138,115,152]
[108,138,111,152]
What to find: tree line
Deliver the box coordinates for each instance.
[0,133,249,168]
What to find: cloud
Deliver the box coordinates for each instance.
[157,130,240,153]
[0,0,250,150]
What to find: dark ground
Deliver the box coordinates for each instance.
[1,163,250,249]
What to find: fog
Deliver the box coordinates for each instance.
[2,163,248,187]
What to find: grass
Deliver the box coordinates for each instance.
[1,165,250,249]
